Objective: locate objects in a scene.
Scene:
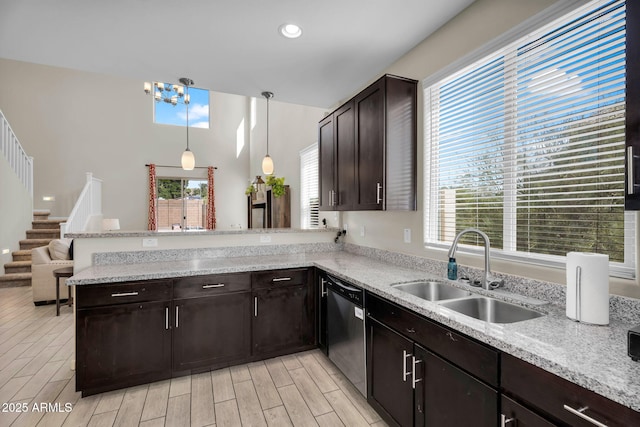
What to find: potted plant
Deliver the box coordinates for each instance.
[266,175,286,197]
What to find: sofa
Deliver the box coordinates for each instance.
[31,239,73,305]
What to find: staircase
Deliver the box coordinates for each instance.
[0,210,65,288]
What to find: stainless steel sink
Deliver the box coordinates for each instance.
[392,281,472,301]
[439,297,544,323]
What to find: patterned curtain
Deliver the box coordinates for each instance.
[148,164,157,231]
[206,166,216,229]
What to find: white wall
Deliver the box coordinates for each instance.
[0,58,325,231]
[337,0,640,298]
[249,97,328,228]
[0,153,32,272]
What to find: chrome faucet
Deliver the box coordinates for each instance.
[447,228,504,290]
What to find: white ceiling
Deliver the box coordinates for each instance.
[0,0,475,108]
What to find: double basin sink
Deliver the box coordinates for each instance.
[391,280,544,324]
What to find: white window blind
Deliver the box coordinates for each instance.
[424,0,634,278]
[300,144,319,229]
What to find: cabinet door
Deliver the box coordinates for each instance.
[627,0,640,209]
[414,345,498,427]
[173,292,251,372]
[335,101,356,210]
[76,301,172,395]
[367,318,414,427]
[355,78,385,210]
[253,284,314,356]
[319,114,336,210]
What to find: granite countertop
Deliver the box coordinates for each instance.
[65,227,338,238]
[67,251,640,412]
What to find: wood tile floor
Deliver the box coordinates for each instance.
[0,286,387,427]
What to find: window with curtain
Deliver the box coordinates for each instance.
[424,0,634,278]
[300,144,319,229]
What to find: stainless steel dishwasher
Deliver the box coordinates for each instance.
[324,273,366,396]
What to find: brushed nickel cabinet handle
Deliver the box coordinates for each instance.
[320,278,328,297]
[175,306,179,328]
[563,405,607,427]
[203,283,225,289]
[111,291,138,297]
[272,277,291,282]
[254,297,258,317]
[500,414,515,426]
[376,182,382,204]
[628,146,635,195]
[411,356,422,389]
[402,350,412,382]
[165,307,169,330]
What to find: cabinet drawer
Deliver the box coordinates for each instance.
[367,293,498,387]
[252,268,309,289]
[76,280,172,309]
[501,395,557,427]
[502,353,640,427]
[174,273,250,298]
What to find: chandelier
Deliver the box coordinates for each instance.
[143,79,191,105]
[143,77,195,170]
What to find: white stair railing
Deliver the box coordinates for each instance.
[60,172,103,237]
[1,110,33,198]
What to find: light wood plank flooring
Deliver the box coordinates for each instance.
[0,287,387,427]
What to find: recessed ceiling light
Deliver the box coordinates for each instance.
[279,23,302,39]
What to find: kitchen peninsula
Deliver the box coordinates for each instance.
[66,231,640,425]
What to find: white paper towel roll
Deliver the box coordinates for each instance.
[566,252,609,325]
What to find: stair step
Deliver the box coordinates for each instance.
[0,273,31,288]
[26,229,60,239]
[12,250,32,262]
[4,261,31,274]
[19,239,52,250]
[33,210,51,220]
[32,219,64,230]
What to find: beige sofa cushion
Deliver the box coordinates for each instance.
[31,245,73,304]
[48,238,71,260]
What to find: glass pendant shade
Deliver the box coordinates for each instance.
[262,154,274,175]
[181,148,195,170]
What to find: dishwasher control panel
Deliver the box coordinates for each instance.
[324,274,363,307]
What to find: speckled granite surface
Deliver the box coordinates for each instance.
[92,242,342,265]
[65,227,338,238]
[67,247,640,412]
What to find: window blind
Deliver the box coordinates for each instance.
[300,144,319,229]
[424,0,634,278]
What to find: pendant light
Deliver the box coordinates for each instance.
[180,77,195,170]
[261,91,274,175]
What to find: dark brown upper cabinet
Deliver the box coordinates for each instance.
[355,75,417,210]
[319,101,356,210]
[318,74,417,212]
[626,1,640,209]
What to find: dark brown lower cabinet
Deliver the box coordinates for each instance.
[172,292,251,372]
[367,318,497,427]
[253,284,314,356]
[367,318,414,427]
[502,353,640,427]
[76,300,172,396]
[416,345,497,426]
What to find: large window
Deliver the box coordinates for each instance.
[300,144,319,229]
[154,85,210,129]
[156,177,208,231]
[424,0,634,277]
